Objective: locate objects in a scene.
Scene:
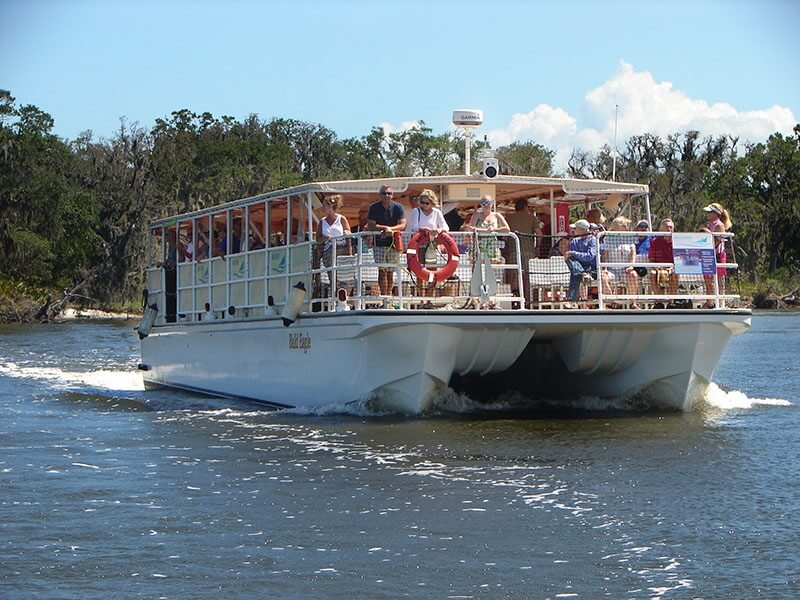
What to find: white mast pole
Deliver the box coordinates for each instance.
[612,104,619,182]
[464,128,472,175]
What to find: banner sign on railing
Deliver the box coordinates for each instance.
[672,232,716,276]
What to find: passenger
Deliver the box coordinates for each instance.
[163,228,178,323]
[366,185,407,295]
[195,223,210,260]
[409,189,449,298]
[180,229,194,263]
[316,195,352,271]
[549,232,569,257]
[231,217,243,253]
[600,216,640,308]
[537,212,552,257]
[164,228,178,269]
[702,202,732,308]
[248,220,266,250]
[503,198,539,298]
[586,207,607,231]
[212,222,226,257]
[505,198,538,240]
[356,206,369,234]
[648,218,679,299]
[443,204,466,232]
[564,219,597,303]
[633,219,651,278]
[404,193,420,230]
[409,189,448,234]
[464,195,510,262]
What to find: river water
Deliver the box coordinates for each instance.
[0,313,798,598]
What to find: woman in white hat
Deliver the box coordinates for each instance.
[702,202,732,307]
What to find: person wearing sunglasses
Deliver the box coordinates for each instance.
[366,185,407,295]
[465,196,510,234]
[316,195,352,272]
[409,189,449,298]
[409,189,448,235]
[464,195,510,262]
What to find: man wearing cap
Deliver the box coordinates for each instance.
[564,219,597,302]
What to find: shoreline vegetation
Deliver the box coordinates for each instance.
[1,88,798,324]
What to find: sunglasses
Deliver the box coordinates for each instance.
[381,191,393,196]
[480,201,491,206]
[419,200,432,205]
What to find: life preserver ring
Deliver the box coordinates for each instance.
[406,231,460,283]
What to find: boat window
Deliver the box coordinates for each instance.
[212,213,227,258]
[164,225,178,266]
[178,220,194,263]
[269,199,287,246]
[247,203,267,250]
[289,195,308,244]
[149,227,163,267]
[195,215,211,261]
[230,208,244,255]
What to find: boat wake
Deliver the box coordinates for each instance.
[2,361,789,417]
[696,381,791,410]
[283,381,793,418]
[0,361,145,392]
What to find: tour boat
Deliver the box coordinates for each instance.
[137,172,751,413]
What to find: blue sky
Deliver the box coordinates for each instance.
[2,0,798,163]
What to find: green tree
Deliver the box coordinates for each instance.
[0,91,101,287]
[496,141,554,176]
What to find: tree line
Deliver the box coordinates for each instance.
[1,88,798,311]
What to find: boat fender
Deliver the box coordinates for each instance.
[203,302,214,321]
[335,288,350,312]
[136,302,159,339]
[392,231,405,252]
[265,295,276,315]
[406,231,460,283]
[137,363,151,371]
[228,305,236,317]
[281,281,306,327]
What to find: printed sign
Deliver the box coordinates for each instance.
[672,232,716,275]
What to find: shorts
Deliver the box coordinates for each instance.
[373,245,399,265]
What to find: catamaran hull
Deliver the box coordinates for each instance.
[452,316,749,409]
[140,310,751,413]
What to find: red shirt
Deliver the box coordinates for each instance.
[648,235,673,263]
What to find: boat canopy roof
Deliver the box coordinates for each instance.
[150,174,649,227]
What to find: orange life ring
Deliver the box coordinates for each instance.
[406,231,460,283]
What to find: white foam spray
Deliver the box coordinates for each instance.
[0,362,144,392]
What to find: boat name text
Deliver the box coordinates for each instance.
[288,332,312,354]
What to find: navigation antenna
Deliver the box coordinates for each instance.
[452,109,483,175]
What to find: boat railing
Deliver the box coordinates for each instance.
[518,230,741,309]
[593,230,739,309]
[144,227,742,323]
[311,230,525,311]
[145,236,318,324]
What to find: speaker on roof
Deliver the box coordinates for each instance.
[482,158,499,179]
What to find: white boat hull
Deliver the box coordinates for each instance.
[140,309,751,413]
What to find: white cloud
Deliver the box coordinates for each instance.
[379,120,423,135]
[489,61,797,172]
